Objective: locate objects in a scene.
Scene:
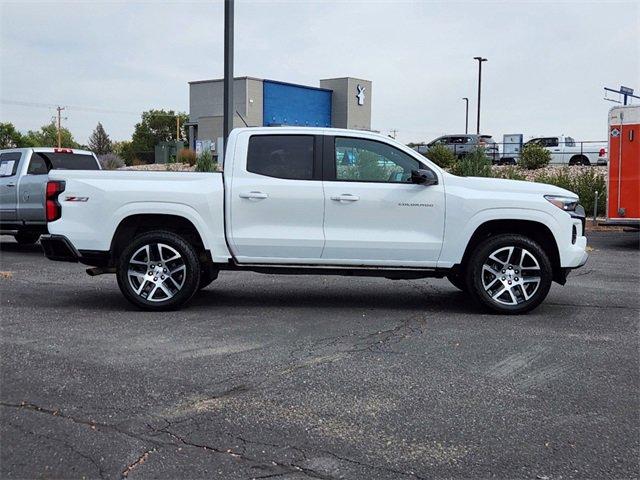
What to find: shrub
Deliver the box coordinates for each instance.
[426,144,456,168]
[98,153,125,170]
[178,148,197,166]
[491,166,527,181]
[534,167,573,191]
[195,150,216,172]
[519,142,551,170]
[534,167,606,215]
[571,169,607,216]
[449,147,492,177]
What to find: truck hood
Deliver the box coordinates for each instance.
[445,173,578,199]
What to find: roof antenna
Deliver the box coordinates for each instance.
[235,110,249,127]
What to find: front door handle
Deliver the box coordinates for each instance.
[330,194,360,202]
[6,182,16,187]
[239,191,268,200]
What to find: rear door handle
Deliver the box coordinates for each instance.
[330,194,360,202]
[239,191,268,200]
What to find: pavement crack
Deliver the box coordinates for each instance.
[121,447,157,478]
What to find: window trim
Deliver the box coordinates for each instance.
[0,152,22,177]
[246,134,322,181]
[323,135,433,184]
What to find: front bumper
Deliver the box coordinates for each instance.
[564,205,588,268]
[40,234,79,262]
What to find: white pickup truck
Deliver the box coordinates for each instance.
[41,127,588,314]
[524,136,608,165]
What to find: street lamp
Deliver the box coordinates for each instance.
[462,97,469,134]
[473,56,487,135]
[223,0,234,145]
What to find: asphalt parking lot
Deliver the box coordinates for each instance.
[1,231,638,480]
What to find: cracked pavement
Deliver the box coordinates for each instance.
[1,231,638,479]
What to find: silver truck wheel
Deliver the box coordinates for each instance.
[467,234,553,314]
[481,246,541,306]
[117,231,200,311]
[127,243,186,302]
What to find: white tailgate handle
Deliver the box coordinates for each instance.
[239,191,268,200]
[330,194,360,202]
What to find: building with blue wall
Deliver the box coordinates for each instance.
[187,76,372,150]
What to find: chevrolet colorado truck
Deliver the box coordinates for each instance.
[40,127,588,314]
[0,147,100,244]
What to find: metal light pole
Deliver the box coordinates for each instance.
[223,0,234,145]
[473,57,487,135]
[462,97,469,134]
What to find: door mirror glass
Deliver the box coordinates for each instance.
[411,169,438,186]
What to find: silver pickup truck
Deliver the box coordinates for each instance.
[0,147,101,244]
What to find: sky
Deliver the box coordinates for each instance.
[1,0,638,145]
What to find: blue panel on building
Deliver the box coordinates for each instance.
[263,80,332,127]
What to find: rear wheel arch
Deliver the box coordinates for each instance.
[110,214,210,264]
[569,155,590,166]
[456,219,561,281]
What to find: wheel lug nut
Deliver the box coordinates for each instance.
[502,270,506,273]
[151,264,155,268]
[163,268,167,273]
[515,277,519,281]
[508,281,512,285]
[153,277,158,281]
[161,275,165,279]
[501,276,506,280]
[148,272,152,276]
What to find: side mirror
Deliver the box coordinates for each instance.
[411,169,438,186]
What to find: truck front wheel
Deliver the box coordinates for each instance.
[116,230,201,311]
[465,234,553,314]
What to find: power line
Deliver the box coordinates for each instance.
[1,99,185,116]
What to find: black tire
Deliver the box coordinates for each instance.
[14,232,40,245]
[465,234,553,314]
[198,265,219,291]
[116,230,200,311]
[447,270,467,291]
[569,155,590,166]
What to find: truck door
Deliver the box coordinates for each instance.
[321,135,445,266]
[228,133,325,262]
[545,137,564,164]
[0,152,22,222]
[19,152,49,223]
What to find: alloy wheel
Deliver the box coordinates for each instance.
[481,246,541,306]
[127,243,186,302]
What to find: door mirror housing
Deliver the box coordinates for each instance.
[411,169,438,186]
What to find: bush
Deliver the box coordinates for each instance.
[178,148,197,166]
[98,153,125,170]
[426,144,456,168]
[167,154,176,164]
[491,166,527,181]
[449,147,492,177]
[195,150,216,172]
[535,167,606,215]
[520,142,551,170]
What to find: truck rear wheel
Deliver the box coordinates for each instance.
[14,232,40,245]
[465,234,553,314]
[116,230,201,311]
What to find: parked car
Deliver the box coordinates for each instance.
[524,136,607,166]
[427,134,499,161]
[40,127,587,314]
[0,147,101,244]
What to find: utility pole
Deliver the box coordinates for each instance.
[223,0,234,146]
[389,129,398,139]
[176,116,180,141]
[56,106,65,148]
[473,57,487,134]
[462,97,469,134]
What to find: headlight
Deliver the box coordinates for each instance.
[544,195,578,211]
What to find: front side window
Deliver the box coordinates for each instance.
[247,135,314,180]
[544,137,559,148]
[565,137,575,147]
[335,137,421,183]
[0,152,21,177]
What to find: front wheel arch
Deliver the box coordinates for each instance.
[457,219,561,282]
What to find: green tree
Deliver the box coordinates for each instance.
[22,122,79,148]
[130,109,188,153]
[88,122,113,155]
[0,122,26,148]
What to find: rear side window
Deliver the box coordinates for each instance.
[28,152,99,174]
[0,152,21,177]
[247,135,314,180]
